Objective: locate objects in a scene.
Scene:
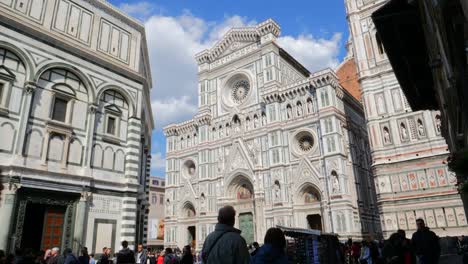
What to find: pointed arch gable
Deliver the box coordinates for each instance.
[0,41,34,82]
[96,85,136,117]
[34,62,95,102]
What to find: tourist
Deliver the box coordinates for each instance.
[411,218,440,264]
[162,248,176,264]
[180,245,193,264]
[47,248,60,264]
[116,241,135,264]
[89,254,95,264]
[155,252,164,264]
[397,229,414,264]
[99,248,109,264]
[359,241,373,264]
[250,242,260,257]
[457,235,468,264]
[63,249,79,264]
[200,205,250,264]
[78,248,89,264]
[135,244,146,264]
[351,242,361,264]
[382,233,404,264]
[106,249,113,264]
[43,250,51,264]
[251,227,288,264]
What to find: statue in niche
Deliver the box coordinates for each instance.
[200,193,206,211]
[245,118,250,130]
[217,149,224,172]
[254,115,259,128]
[234,120,241,133]
[307,99,313,114]
[417,119,425,137]
[187,137,192,147]
[297,103,303,116]
[383,127,391,144]
[219,126,224,138]
[400,123,408,140]
[273,181,281,201]
[331,172,340,193]
[261,114,266,126]
[226,125,231,136]
[435,115,441,134]
[286,105,292,119]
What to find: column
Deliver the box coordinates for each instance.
[84,104,97,168]
[0,183,18,251]
[14,82,35,156]
[72,191,89,253]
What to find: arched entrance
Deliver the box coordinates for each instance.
[181,202,196,249]
[227,174,255,245]
[297,184,323,231]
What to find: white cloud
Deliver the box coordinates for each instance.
[145,13,255,129]
[143,10,342,129]
[119,2,157,21]
[277,33,342,72]
[151,152,165,171]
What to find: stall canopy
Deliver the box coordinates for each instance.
[372,0,438,111]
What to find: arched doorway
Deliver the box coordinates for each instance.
[182,202,196,249]
[298,184,323,231]
[227,174,255,245]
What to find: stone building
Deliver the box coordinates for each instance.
[344,0,467,237]
[0,0,153,252]
[163,19,379,250]
[147,176,165,250]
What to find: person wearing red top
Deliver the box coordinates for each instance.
[156,252,164,264]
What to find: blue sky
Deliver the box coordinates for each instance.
[108,0,350,177]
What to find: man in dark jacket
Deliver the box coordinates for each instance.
[201,205,250,264]
[411,218,440,264]
[135,245,146,264]
[117,241,135,264]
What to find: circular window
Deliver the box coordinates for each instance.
[293,130,316,155]
[231,80,250,104]
[221,72,252,108]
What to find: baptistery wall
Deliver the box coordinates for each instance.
[164,19,379,250]
[0,0,153,252]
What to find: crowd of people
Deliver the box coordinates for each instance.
[1,207,467,264]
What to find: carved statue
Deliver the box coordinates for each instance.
[297,104,303,116]
[435,116,441,133]
[287,106,292,119]
[226,125,231,136]
[200,194,206,211]
[332,175,340,193]
[383,128,391,144]
[307,100,313,114]
[417,120,425,137]
[254,116,259,128]
[400,123,408,140]
[273,182,281,200]
[262,114,266,126]
[245,118,250,130]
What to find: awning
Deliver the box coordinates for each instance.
[372,0,438,111]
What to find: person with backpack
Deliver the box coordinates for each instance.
[162,249,177,264]
[251,227,288,264]
[116,241,135,264]
[200,205,250,264]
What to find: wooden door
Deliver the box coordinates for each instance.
[41,208,65,249]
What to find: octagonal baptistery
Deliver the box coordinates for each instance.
[0,0,153,252]
[163,19,379,250]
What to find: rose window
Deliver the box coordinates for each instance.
[293,131,316,155]
[231,80,250,104]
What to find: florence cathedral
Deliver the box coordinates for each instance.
[163,19,380,250]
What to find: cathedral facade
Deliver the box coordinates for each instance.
[344,0,467,237]
[163,19,379,250]
[0,0,153,252]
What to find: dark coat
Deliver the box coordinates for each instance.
[116,249,135,264]
[200,223,250,264]
[250,244,288,264]
[135,251,146,264]
[411,227,440,264]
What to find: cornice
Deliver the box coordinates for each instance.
[195,18,281,65]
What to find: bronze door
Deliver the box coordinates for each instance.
[41,208,65,249]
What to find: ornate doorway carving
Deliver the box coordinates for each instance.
[12,188,79,250]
